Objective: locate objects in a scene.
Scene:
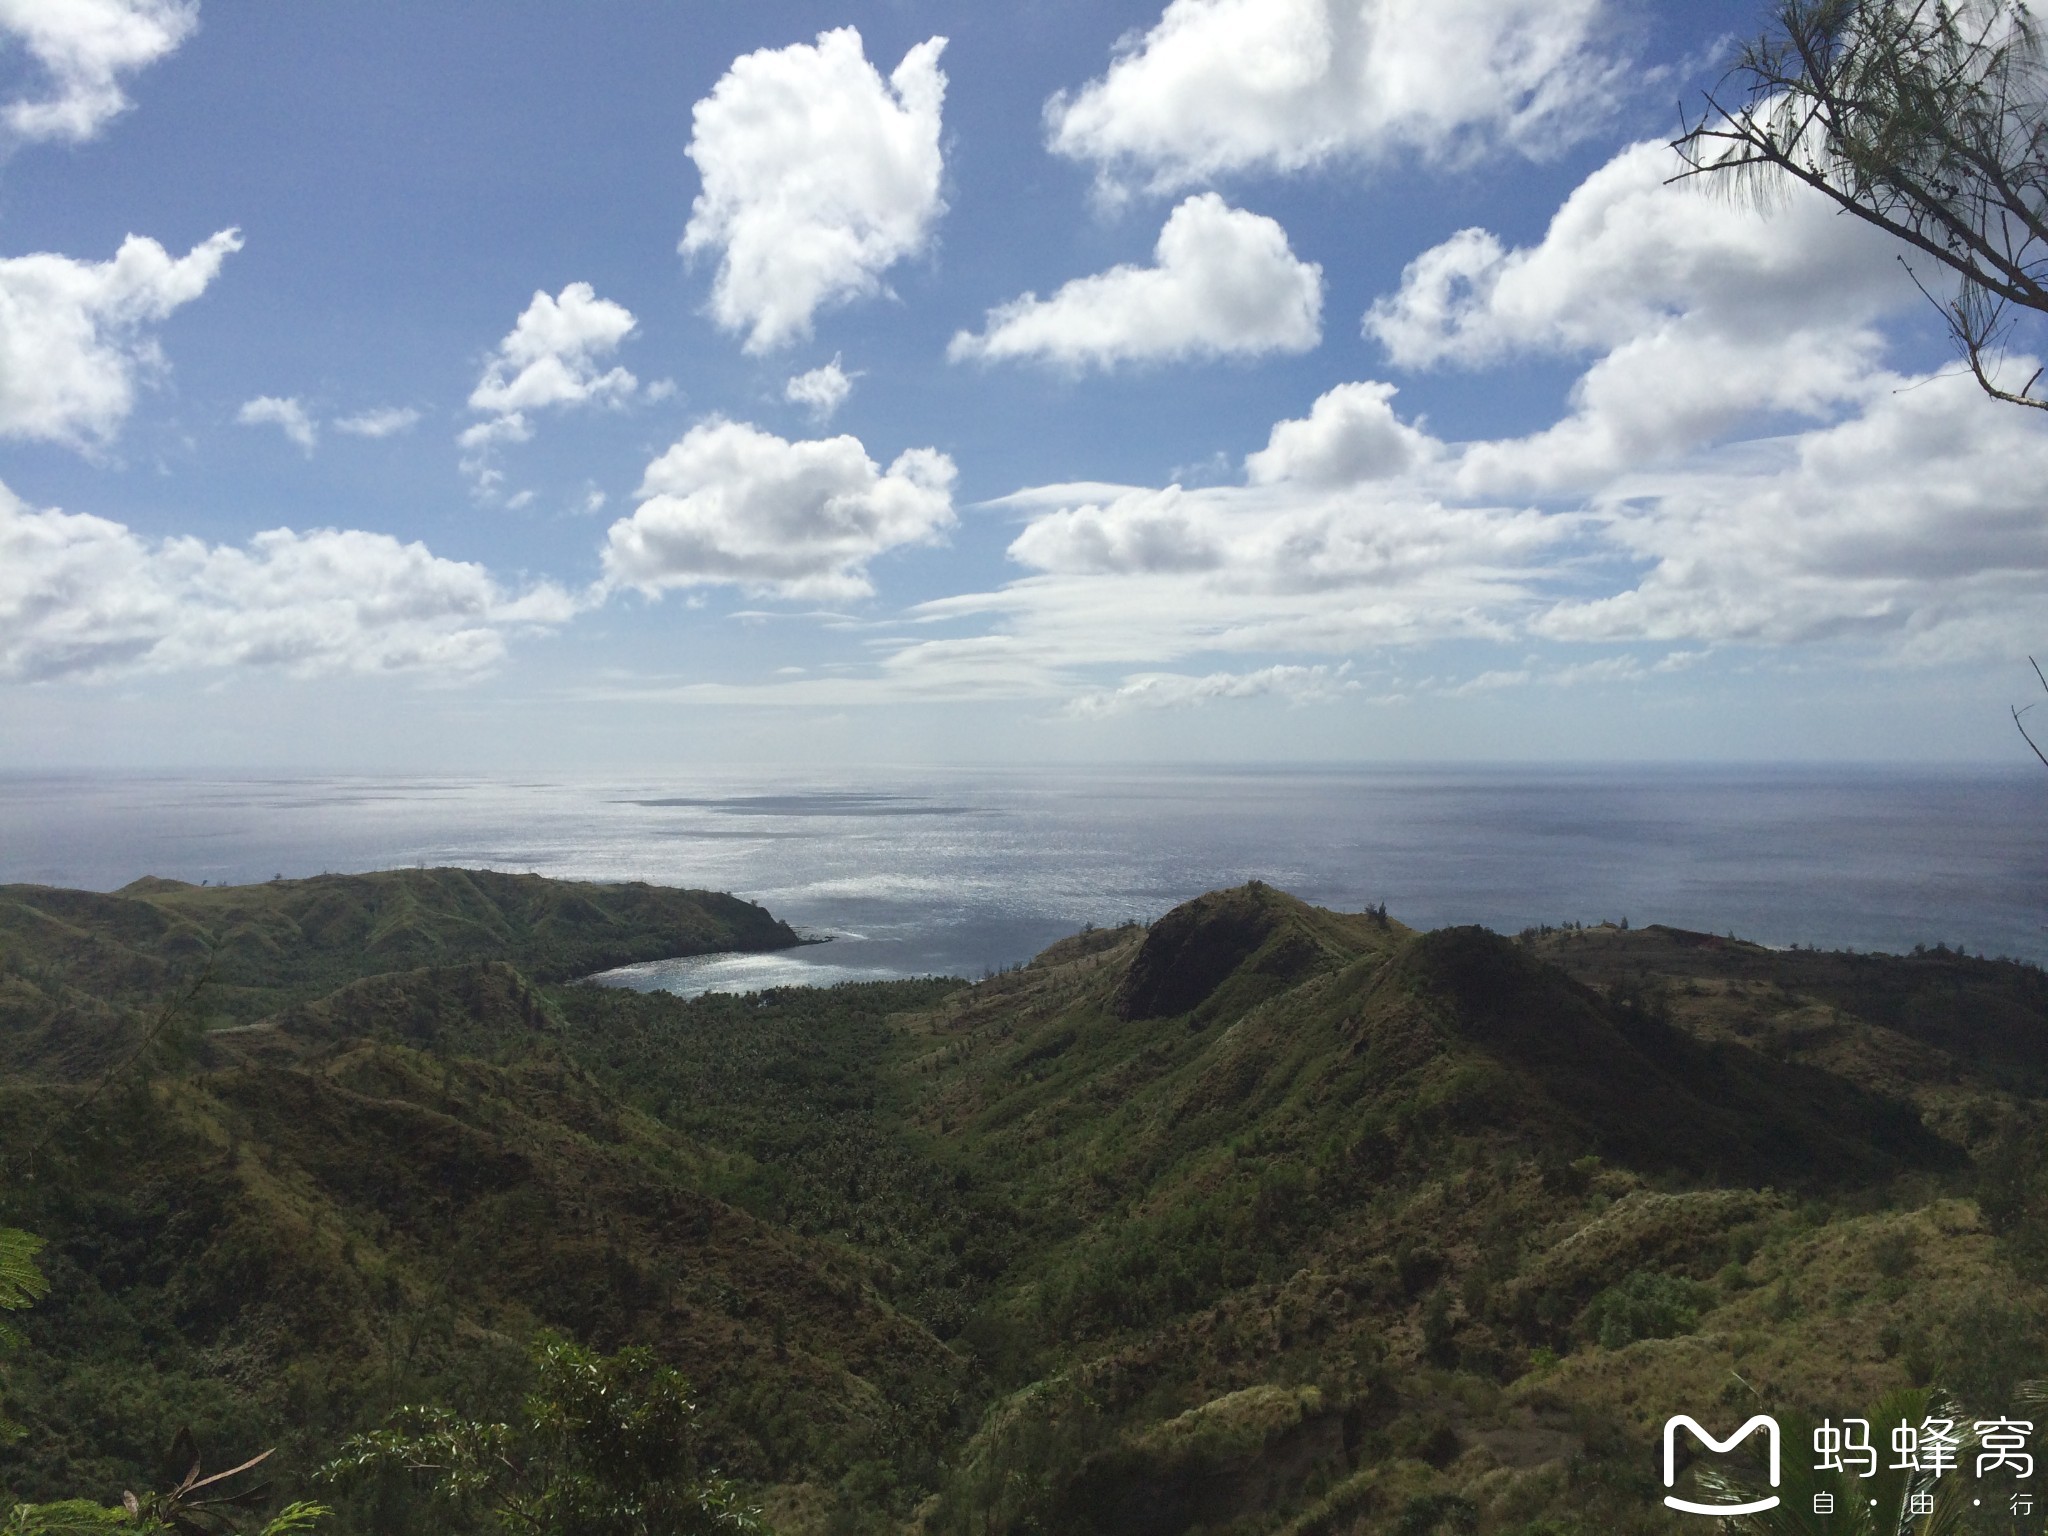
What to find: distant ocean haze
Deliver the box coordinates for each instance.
[1,766,2042,992]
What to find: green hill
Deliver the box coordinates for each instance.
[0,866,799,1076]
[3,876,2045,1536]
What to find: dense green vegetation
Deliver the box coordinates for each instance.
[4,871,2048,1533]
[320,1333,763,1535]
[0,868,799,1063]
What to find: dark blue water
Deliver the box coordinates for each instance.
[1,766,2042,991]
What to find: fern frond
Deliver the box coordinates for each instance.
[0,1500,153,1536]
[0,1228,48,1318]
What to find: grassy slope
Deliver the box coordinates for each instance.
[4,878,2047,1535]
[884,892,2018,1536]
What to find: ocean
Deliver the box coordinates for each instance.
[2,765,2043,992]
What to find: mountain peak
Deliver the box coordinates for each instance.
[1114,882,1387,1022]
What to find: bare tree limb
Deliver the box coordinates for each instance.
[2018,655,2048,768]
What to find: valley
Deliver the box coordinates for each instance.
[2,871,2044,1534]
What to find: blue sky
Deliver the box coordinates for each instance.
[2,0,2043,770]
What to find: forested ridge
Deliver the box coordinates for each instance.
[4,871,2047,1534]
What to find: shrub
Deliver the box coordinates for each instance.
[1579,1271,1715,1350]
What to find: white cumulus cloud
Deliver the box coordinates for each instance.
[0,0,195,145]
[1363,140,1920,495]
[785,355,855,421]
[683,27,947,353]
[1046,0,1625,194]
[1367,142,1906,371]
[1001,475,1560,605]
[0,229,240,450]
[1244,379,1434,484]
[950,383,1566,691]
[587,120,2048,714]
[462,282,638,494]
[334,405,421,438]
[1005,486,1227,576]
[0,479,580,682]
[237,395,316,452]
[468,282,638,417]
[601,418,956,602]
[1535,376,2048,660]
[940,368,2048,704]
[950,194,1322,369]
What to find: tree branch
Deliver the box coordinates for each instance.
[2019,657,2048,768]
[1672,0,2048,419]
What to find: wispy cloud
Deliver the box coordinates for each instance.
[334,405,421,438]
[1065,662,1356,717]
[237,395,317,453]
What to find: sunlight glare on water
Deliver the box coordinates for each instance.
[1,765,2042,994]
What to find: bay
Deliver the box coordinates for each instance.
[1,765,2042,993]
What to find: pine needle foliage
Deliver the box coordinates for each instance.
[1677,0,2048,409]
